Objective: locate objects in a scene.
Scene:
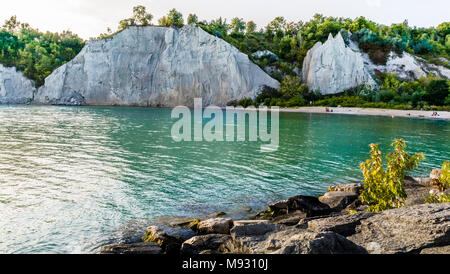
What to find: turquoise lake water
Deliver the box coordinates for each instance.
[0,105,449,253]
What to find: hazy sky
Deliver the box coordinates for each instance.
[0,0,449,39]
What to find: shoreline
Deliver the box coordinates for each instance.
[278,106,450,120]
[3,104,450,121]
[101,174,450,255]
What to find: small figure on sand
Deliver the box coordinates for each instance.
[431,111,440,117]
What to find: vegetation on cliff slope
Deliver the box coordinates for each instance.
[0,16,84,87]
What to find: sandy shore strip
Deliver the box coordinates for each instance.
[278,107,450,120]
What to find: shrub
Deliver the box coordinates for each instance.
[237,98,255,108]
[438,161,450,191]
[360,139,425,212]
[424,80,449,106]
[425,193,450,204]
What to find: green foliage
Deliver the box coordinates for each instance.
[230,18,246,34]
[360,139,425,212]
[159,9,184,28]
[0,16,84,87]
[237,98,256,108]
[438,161,450,191]
[187,14,198,25]
[425,193,450,204]
[119,5,153,30]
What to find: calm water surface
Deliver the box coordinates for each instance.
[0,105,449,253]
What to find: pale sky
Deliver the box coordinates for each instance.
[0,0,448,39]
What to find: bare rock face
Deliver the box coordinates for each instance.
[34,25,279,107]
[302,32,376,95]
[366,52,450,81]
[348,203,450,254]
[0,64,35,104]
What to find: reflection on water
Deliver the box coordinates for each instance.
[0,105,449,253]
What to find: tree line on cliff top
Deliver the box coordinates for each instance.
[0,6,449,108]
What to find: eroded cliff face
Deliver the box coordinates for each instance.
[34,25,279,107]
[0,64,35,104]
[365,52,450,81]
[302,32,450,95]
[302,33,376,95]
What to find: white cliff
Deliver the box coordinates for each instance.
[34,25,279,107]
[0,64,35,104]
[364,52,450,81]
[302,32,376,95]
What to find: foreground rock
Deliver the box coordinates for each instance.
[319,191,359,212]
[261,195,331,219]
[302,32,376,95]
[0,64,35,104]
[197,218,233,235]
[307,212,375,236]
[142,225,196,252]
[230,225,366,254]
[100,242,162,254]
[34,25,279,107]
[348,203,450,253]
[181,234,232,255]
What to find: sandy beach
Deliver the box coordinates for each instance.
[279,107,450,120]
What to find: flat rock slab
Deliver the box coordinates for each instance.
[307,212,375,236]
[198,218,233,235]
[230,226,366,254]
[100,242,162,254]
[420,245,450,254]
[181,234,232,255]
[327,183,363,194]
[348,203,450,254]
[319,191,359,211]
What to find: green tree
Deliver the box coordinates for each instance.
[132,5,153,25]
[360,139,425,212]
[159,9,184,28]
[246,21,257,34]
[230,18,245,34]
[279,76,308,99]
[118,5,153,30]
[187,14,198,25]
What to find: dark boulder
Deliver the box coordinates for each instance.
[100,242,162,254]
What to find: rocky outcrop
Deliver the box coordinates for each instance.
[230,225,366,254]
[348,203,450,254]
[302,32,376,95]
[307,212,375,236]
[142,225,195,249]
[263,195,331,218]
[0,64,35,104]
[100,242,162,254]
[181,234,232,255]
[34,25,279,107]
[319,191,359,212]
[197,218,233,235]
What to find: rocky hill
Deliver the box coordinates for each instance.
[32,25,279,107]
